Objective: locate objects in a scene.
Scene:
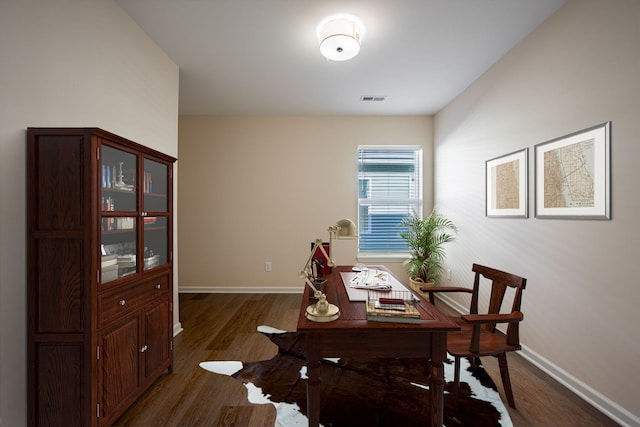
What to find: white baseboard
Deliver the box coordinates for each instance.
[179,286,304,294]
[435,294,638,427]
[173,322,183,337]
[519,342,638,427]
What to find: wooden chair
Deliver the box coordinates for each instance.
[420,263,527,408]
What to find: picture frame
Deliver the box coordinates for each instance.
[534,122,611,219]
[485,148,528,218]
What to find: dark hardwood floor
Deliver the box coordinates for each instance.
[113,293,617,426]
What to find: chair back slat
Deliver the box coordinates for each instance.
[471,264,527,338]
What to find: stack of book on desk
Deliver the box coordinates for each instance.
[366,290,421,324]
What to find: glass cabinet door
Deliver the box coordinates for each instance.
[100,145,138,283]
[143,216,167,270]
[143,158,168,212]
[142,158,169,271]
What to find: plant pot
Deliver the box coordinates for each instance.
[409,277,434,292]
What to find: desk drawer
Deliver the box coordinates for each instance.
[100,275,169,325]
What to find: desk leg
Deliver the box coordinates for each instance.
[430,332,446,427]
[306,334,321,427]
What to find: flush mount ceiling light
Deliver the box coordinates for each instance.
[317,14,365,61]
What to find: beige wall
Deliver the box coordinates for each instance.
[434,0,639,424]
[178,115,433,290]
[0,1,179,425]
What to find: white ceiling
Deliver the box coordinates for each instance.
[116,0,566,116]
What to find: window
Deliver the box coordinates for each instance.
[357,146,423,254]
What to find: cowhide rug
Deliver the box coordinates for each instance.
[201,326,512,427]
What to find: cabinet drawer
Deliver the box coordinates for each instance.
[100,275,169,325]
[140,274,169,297]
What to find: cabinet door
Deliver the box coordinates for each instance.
[142,299,171,385]
[100,144,139,283]
[142,157,170,271]
[99,315,140,423]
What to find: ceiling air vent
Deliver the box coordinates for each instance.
[360,95,386,102]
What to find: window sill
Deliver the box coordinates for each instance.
[357,253,409,264]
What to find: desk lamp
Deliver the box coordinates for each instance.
[299,218,357,322]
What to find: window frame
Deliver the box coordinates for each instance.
[356,145,423,260]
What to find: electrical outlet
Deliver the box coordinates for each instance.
[447,269,452,280]
[265,261,272,272]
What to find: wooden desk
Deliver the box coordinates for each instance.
[297,266,459,427]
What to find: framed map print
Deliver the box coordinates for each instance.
[486,148,528,218]
[535,122,611,219]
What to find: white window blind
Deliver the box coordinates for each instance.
[357,146,423,253]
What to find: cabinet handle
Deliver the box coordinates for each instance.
[140,345,148,353]
[155,283,161,289]
[119,299,126,306]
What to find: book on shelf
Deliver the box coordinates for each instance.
[366,290,421,324]
[143,172,153,193]
[117,254,136,268]
[101,254,118,268]
[114,184,134,191]
[116,217,135,230]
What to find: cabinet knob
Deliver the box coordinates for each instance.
[140,345,148,353]
[119,299,126,306]
[155,283,161,289]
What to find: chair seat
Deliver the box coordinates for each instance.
[446,317,521,358]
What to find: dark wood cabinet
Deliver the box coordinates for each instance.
[99,316,141,420]
[143,299,172,383]
[27,128,176,426]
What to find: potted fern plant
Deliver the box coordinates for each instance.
[399,209,457,288]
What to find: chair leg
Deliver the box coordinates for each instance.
[470,356,481,369]
[452,356,461,405]
[496,353,516,409]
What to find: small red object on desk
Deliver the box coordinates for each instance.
[379,297,404,305]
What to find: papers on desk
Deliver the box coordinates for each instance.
[348,268,392,290]
[341,268,419,302]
